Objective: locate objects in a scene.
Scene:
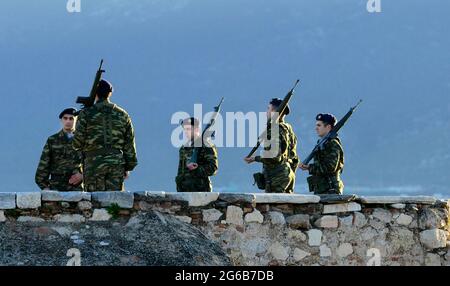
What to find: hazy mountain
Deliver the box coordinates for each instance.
[0,0,449,197]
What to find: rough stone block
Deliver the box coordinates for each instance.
[293,248,310,261]
[90,209,112,221]
[134,191,166,202]
[337,243,353,258]
[266,211,285,225]
[0,193,16,209]
[78,201,92,211]
[268,242,289,261]
[418,208,446,230]
[359,196,436,205]
[419,229,447,249]
[91,191,134,208]
[166,192,219,207]
[202,209,223,222]
[244,209,264,223]
[396,214,413,226]
[319,244,332,257]
[226,205,243,225]
[253,193,320,204]
[390,203,406,209]
[17,216,45,222]
[219,193,255,204]
[53,214,86,223]
[307,229,322,246]
[314,215,338,228]
[323,202,361,214]
[286,214,311,229]
[16,192,41,209]
[425,253,441,266]
[372,208,392,223]
[42,191,88,202]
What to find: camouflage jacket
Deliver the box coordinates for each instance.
[255,120,298,170]
[35,130,82,190]
[176,139,218,192]
[309,137,344,176]
[73,99,138,171]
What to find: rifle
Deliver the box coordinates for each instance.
[189,97,225,164]
[76,59,105,110]
[302,99,363,165]
[245,79,300,158]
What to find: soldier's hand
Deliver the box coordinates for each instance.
[298,163,309,171]
[186,163,198,171]
[244,157,255,164]
[69,173,83,185]
[124,171,130,180]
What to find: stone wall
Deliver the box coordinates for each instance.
[0,191,449,266]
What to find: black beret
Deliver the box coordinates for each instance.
[270,98,290,115]
[181,117,200,127]
[97,79,114,97]
[316,113,337,126]
[59,108,78,119]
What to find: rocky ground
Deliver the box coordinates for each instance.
[0,211,230,266]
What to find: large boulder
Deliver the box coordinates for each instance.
[0,212,230,266]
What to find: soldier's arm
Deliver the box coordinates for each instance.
[72,111,86,151]
[254,126,288,165]
[176,148,183,177]
[193,146,218,177]
[73,151,83,175]
[309,140,341,175]
[35,139,51,190]
[123,116,138,171]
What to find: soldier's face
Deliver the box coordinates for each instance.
[315,121,332,137]
[183,124,200,141]
[61,115,76,130]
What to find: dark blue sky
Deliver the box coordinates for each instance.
[0,0,449,196]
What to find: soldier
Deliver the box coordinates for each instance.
[175,117,218,192]
[35,108,83,191]
[73,79,138,192]
[298,113,345,194]
[244,98,298,193]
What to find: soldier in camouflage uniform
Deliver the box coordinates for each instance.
[73,79,138,192]
[244,98,299,193]
[299,113,345,194]
[175,117,218,192]
[35,108,83,191]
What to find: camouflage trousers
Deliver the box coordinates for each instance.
[83,154,125,192]
[49,176,83,192]
[264,163,295,194]
[175,174,212,192]
[307,174,344,195]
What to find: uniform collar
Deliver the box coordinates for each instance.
[59,129,75,140]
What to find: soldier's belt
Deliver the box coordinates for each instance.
[84,148,122,158]
[51,173,71,180]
